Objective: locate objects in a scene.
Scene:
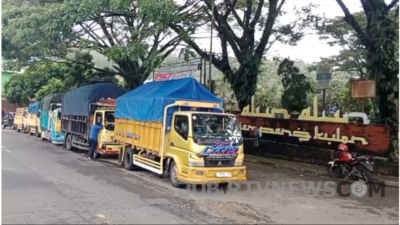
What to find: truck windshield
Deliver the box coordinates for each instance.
[192,113,242,145]
[105,111,115,131]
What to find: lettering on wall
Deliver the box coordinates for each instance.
[237,95,392,156]
[241,124,369,145]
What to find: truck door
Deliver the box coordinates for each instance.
[169,115,191,170]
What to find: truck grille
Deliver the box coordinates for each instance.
[203,156,236,167]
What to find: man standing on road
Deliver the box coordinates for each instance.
[88,117,103,159]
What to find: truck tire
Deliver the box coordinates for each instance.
[124,147,140,171]
[118,151,124,166]
[36,127,41,138]
[65,134,73,150]
[169,161,185,188]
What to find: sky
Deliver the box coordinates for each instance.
[191,0,374,63]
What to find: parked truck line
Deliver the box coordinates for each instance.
[10,79,247,188]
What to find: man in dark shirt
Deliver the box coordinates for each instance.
[88,117,103,159]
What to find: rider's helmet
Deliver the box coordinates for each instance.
[338,143,349,152]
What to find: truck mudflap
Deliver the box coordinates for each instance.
[97,144,121,155]
[177,166,247,184]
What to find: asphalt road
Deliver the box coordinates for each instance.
[2,129,399,224]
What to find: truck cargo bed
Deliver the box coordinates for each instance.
[114,118,162,153]
[62,114,94,138]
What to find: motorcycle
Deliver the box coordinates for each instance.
[327,143,374,183]
[2,114,14,129]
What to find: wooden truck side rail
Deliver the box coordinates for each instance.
[114,119,163,152]
[61,115,92,138]
[62,100,116,138]
[114,100,224,175]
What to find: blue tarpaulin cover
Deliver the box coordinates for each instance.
[41,93,63,111]
[28,101,41,114]
[62,83,126,116]
[115,78,223,129]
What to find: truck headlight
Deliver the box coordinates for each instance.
[189,161,205,167]
[234,161,243,166]
[189,153,204,167]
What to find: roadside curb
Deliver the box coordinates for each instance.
[244,156,399,188]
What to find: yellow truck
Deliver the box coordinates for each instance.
[114,78,247,188]
[14,107,25,132]
[61,83,126,157]
[24,101,41,137]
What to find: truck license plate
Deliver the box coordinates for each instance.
[216,172,232,178]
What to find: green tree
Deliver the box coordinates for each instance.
[2,0,183,89]
[278,58,313,112]
[35,78,67,100]
[333,0,399,127]
[3,74,30,106]
[255,60,283,108]
[141,0,319,109]
[316,12,367,77]
[4,53,118,104]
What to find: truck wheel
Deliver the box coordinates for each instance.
[36,128,41,137]
[65,134,73,150]
[169,161,185,188]
[17,128,21,132]
[124,148,139,171]
[118,151,124,166]
[40,131,45,141]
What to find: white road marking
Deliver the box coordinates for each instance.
[2,167,15,170]
[95,214,106,219]
[2,146,12,153]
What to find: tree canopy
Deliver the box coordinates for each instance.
[2,0,186,89]
[140,0,319,109]
[3,52,118,105]
[329,0,399,128]
[278,58,313,112]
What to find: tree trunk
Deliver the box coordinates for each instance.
[116,60,149,91]
[229,62,259,110]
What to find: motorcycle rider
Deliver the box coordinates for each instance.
[337,143,354,171]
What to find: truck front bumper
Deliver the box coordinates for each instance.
[51,132,65,145]
[98,144,122,155]
[178,166,247,184]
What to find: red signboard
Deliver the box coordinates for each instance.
[351,79,376,98]
[155,70,195,81]
[238,116,392,157]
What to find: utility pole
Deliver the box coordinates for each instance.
[198,57,203,84]
[208,0,214,93]
[203,48,207,86]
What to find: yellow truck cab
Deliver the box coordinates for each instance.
[14,107,25,132]
[92,100,122,158]
[61,83,126,157]
[25,101,41,137]
[114,78,247,188]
